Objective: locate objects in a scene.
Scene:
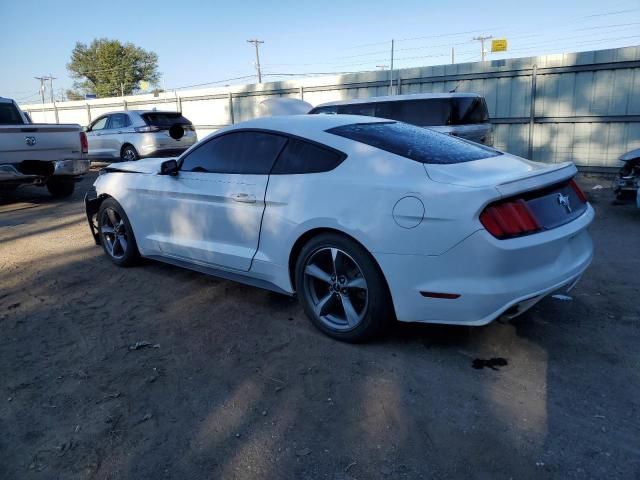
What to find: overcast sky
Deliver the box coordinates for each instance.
[2,0,639,102]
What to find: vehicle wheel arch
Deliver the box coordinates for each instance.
[288,227,391,297]
[88,193,140,244]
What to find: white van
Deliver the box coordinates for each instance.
[309,93,493,146]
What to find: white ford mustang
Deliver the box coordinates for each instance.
[85,114,594,342]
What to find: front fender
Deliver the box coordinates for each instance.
[84,187,107,245]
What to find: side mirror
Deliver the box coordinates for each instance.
[160,159,179,176]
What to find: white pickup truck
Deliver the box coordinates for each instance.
[0,96,90,197]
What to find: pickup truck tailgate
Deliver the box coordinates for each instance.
[0,124,83,163]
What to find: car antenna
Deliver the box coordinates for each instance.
[449,82,462,93]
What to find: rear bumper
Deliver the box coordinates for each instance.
[53,158,90,176]
[139,146,193,158]
[375,204,595,325]
[0,158,89,185]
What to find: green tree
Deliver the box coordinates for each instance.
[67,39,160,98]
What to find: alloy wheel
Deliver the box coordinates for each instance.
[302,247,369,331]
[123,148,137,161]
[100,208,129,259]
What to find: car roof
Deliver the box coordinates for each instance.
[314,92,481,108]
[223,114,390,137]
[127,110,182,115]
[0,97,15,104]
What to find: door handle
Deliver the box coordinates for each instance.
[231,193,256,204]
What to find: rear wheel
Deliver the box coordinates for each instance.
[121,145,139,162]
[97,198,139,267]
[46,178,75,198]
[295,233,393,342]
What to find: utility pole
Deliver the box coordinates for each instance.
[34,76,47,104]
[247,39,264,83]
[473,35,493,61]
[389,39,395,95]
[451,47,455,64]
[48,74,57,103]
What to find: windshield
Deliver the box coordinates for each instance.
[142,112,192,127]
[327,121,501,165]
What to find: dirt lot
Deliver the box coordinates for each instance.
[1,172,639,480]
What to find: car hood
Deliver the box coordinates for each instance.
[423,153,576,192]
[620,148,640,162]
[104,157,170,175]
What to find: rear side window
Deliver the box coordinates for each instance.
[0,103,25,125]
[327,122,501,165]
[108,113,130,129]
[339,103,376,117]
[142,112,192,127]
[272,138,345,174]
[180,131,286,174]
[376,100,451,126]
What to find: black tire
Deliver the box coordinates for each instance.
[295,233,393,342]
[97,198,140,267]
[46,178,75,198]
[121,144,139,162]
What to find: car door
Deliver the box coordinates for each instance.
[85,116,109,158]
[102,113,132,158]
[141,130,287,271]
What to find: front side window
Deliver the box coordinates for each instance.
[272,138,345,174]
[90,117,108,131]
[180,131,286,174]
[327,122,501,165]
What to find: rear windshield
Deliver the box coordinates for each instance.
[327,122,501,165]
[312,97,489,126]
[141,112,192,127]
[0,103,25,125]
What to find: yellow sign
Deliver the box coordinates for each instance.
[491,39,508,53]
[139,80,149,91]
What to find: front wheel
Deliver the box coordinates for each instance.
[97,198,139,267]
[295,233,393,342]
[46,177,75,198]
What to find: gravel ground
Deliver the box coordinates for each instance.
[0,172,639,479]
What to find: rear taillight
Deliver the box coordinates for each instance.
[569,179,587,203]
[480,199,541,239]
[80,132,88,154]
[135,125,162,133]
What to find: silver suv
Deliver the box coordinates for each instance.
[309,93,494,146]
[85,110,197,162]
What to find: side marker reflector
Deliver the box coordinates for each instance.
[420,291,461,299]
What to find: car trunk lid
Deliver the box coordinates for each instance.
[423,153,576,192]
[0,124,83,163]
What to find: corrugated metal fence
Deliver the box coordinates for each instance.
[21,45,640,169]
